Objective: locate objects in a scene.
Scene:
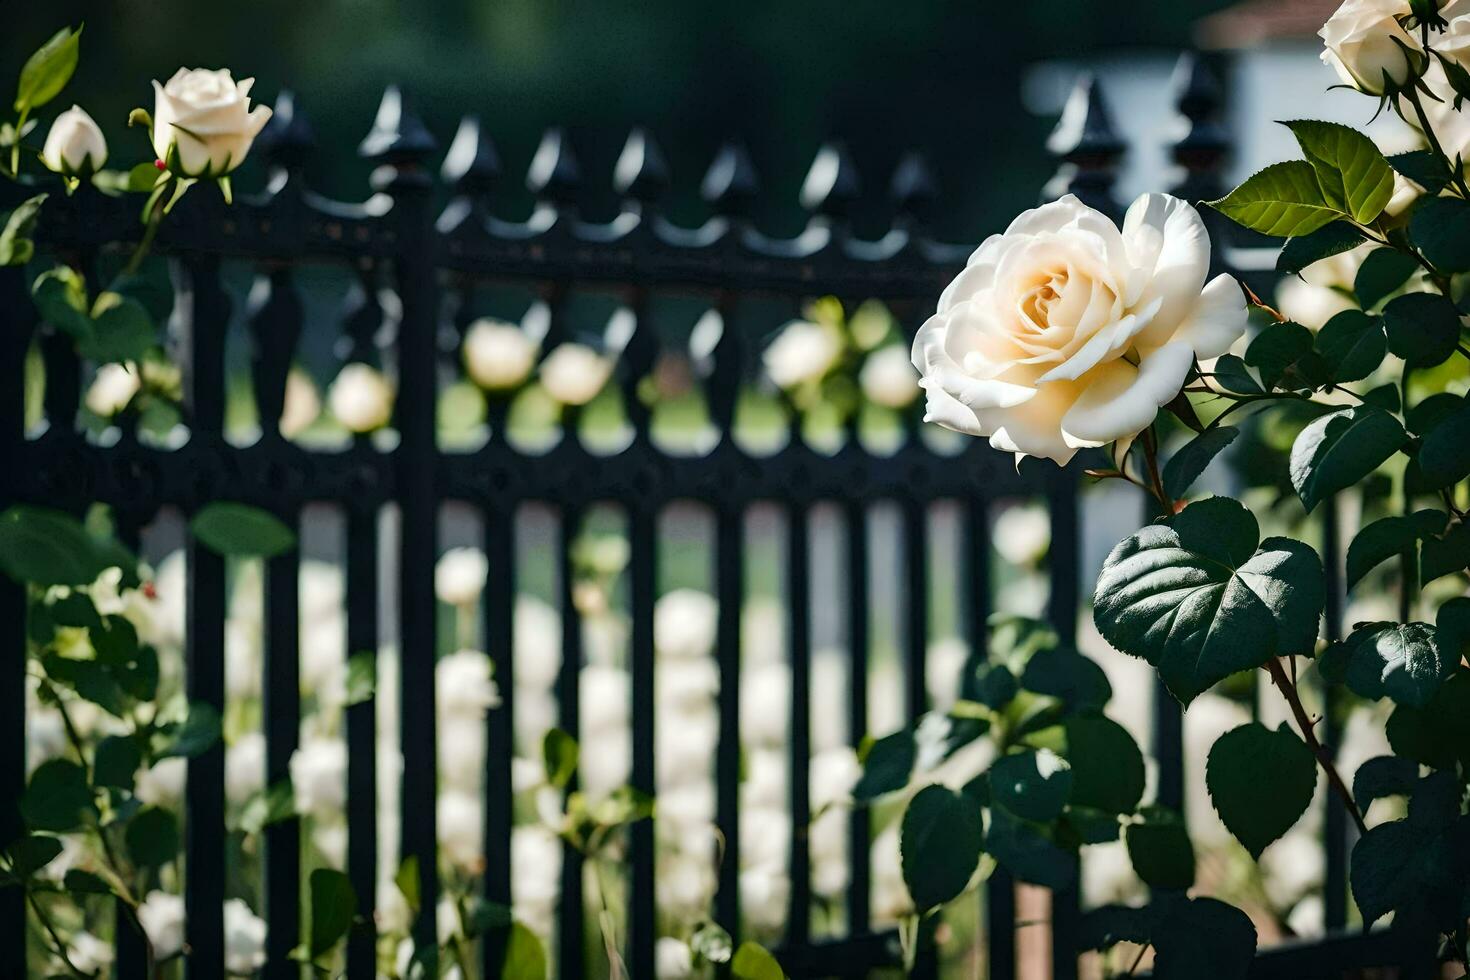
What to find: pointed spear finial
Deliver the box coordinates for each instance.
[526,127,581,206]
[1043,74,1123,217]
[799,140,861,217]
[614,127,671,204]
[358,85,437,166]
[701,140,759,217]
[256,90,316,174]
[442,115,501,195]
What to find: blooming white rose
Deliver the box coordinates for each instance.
[913,194,1246,463]
[654,589,719,660]
[656,937,695,979]
[224,899,268,975]
[329,363,394,434]
[290,737,347,819]
[540,342,613,406]
[439,715,487,790]
[810,746,861,810]
[226,732,266,806]
[657,851,717,923]
[67,932,114,974]
[515,596,562,691]
[581,664,630,732]
[138,891,186,960]
[1319,0,1423,96]
[152,68,272,177]
[42,106,106,176]
[85,363,141,418]
[435,547,488,606]
[437,648,500,719]
[763,319,843,390]
[135,757,188,807]
[859,344,920,408]
[739,865,790,933]
[225,617,264,700]
[464,318,539,390]
[438,790,484,871]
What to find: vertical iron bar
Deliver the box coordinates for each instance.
[1148,487,1184,815]
[177,255,231,975]
[714,503,743,938]
[903,501,939,980]
[557,502,586,979]
[844,502,870,939]
[628,503,658,979]
[480,501,515,974]
[1046,468,1081,980]
[262,534,301,977]
[1320,499,1347,933]
[785,504,812,948]
[345,500,379,978]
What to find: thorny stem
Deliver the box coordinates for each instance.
[1138,427,1175,515]
[591,858,627,980]
[123,183,168,279]
[1401,85,1470,200]
[28,889,89,978]
[1263,655,1367,836]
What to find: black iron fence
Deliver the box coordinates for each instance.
[0,51,1427,980]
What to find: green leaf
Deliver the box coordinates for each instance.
[1288,406,1407,512]
[1418,396,1470,489]
[1437,598,1470,663]
[1410,194,1470,272]
[15,26,82,112]
[0,505,107,586]
[32,267,93,344]
[730,942,785,980]
[0,193,46,266]
[1346,509,1444,588]
[1125,809,1195,891]
[965,661,1018,709]
[1162,427,1239,500]
[1385,668,1470,770]
[899,784,983,910]
[542,728,578,790]
[344,652,375,706]
[463,897,513,937]
[1381,291,1461,369]
[501,922,548,980]
[1421,521,1470,584]
[1018,648,1111,713]
[1093,497,1324,705]
[854,730,916,802]
[126,162,163,193]
[160,702,221,758]
[1205,722,1317,859]
[1078,903,1155,950]
[1276,221,1368,276]
[990,749,1072,823]
[1205,161,1343,238]
[63,869,114,895]
[238,780,295,836]
[1315,311,1386,384]
[1343,621,1451,708]
[590,785,655,827]
[1352,249,1418,309]
[394,855,421,916]
[1350,819,1428,924]
[1352,755,1419,812]
[985,805,1075,889]
[1283,120,1395,224]
[22,759,94,832]
[190,503,296,558]
[1209,354,1263,395]
[79,297,155,365]
[125,807,179,870]
[1028,713,1145,816]
[5,835,62,878]
[307,868,357,960]
[1151,897,1257,980]
[93,735,141,790]
[1388,149,1454,195]
[1244,321,1325,391]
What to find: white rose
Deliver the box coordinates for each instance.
[810,746,861,810]
[225,617,263,700]
[738,865,790,933]
[763,319,843,390]
[654,589,719,660]
[1439,0,1470,64]
[741,806,792,871]
[439,715,487,790]
[464,318,538,390]
[85,363,141,418]
[225,732,266,806]
[512,826,562,937]
[657,711,718,786]
[329,363,394,434]
[138,891,186,960]
[67,932,114,975]
[135,757,188,807]
[290,737,347,819]
[994,504,1052,566]
[925,637,969,712]
[151,68,272,177]
[1384,170,1424,218]
[1319,0,1423,95]
[581,664,630,732]
[540,342,613,406]
[42,105,106,176]
[656,937,695,979]
[579,726,631,799]
[656,659,720,714]
[656,852,716,923]
[437,648,500,719]
[313,822,347,869]
[435,547,488,606]
[515,597,562,691]
[224,899,268,975]
[913,194,1246,463]
[859,344,920,408]
[438,790,484,871]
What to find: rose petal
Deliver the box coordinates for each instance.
[1037,295,1162,384]
[1123,193,1210,348]
[1059,342,1194,449]
[1170,274,1247,361]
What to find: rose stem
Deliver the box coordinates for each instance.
[1262,655,1367,836]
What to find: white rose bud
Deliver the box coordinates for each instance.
[224,899,268,975]
[435,547,488,606]
[1319,0,1423,96]
[763,319,843,390]
[138,891,186,961]
[329,362,394,434]
[859,344,920,409]
[463,318,538,390]
[41,106,107,177]
[913,194,1247,464]
[151,68,272,178]
[540,342,613,406]
[85,363,141,418]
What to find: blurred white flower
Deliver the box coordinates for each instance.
[290,737,347,819]
[1082,839,1141,908]
[1261,826,1325,910]
[279,367,321,438]
[869,826,911,924]
[439,715,487,791]
[225,617,263,700]
[226,732,266,807]
[656,937,695,979]
[438,790,484,871]
[1287,894,1325,939]
[925,637,969,713]
[741,661,789,747]
[811,649,849,752]
[582,664,630,733]
[656,659,720,714]
[138,891,186,960]
[464,318,538,391]
[1184,693,1251,845]
[376,879,412,935]
[512,825,562,938]
[224,899,268,975]
[810,808,850,899]
[85,363,141,418]
[764,319,842,390]
[657,782,716,838]
[579,727,631,800]
[67,931,114,975]
[655,589,719,660]
[515,596,562,691]
[329,363,394,434]
[739,864,790,933]
[742,749,786,810]
[437,649,500,720]
[145,551,187,652]
[540,343,612,406]
[300,560,344,621]
[436,547,489,607]
[135,757,188,807]
[810,746,860,810]
[740,806,791,871]
[657,712,718,787]
[514,689,557,754]
[27,706,67,772]
[301,610,347,707]
[313,822,347,869]
[656,851,717,924]
[41,105,107,176]
[860,344,919,408]
[993,505,1051,566]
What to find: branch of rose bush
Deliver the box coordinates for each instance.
[27,888,90,979]
[1261,655,1367,837]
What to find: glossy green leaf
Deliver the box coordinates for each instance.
[1151,897,1257,980]
[21,759,94,832]
[1352,755,1419,812]
[1284,120,1395,223]
[1162,426,1239,499]
[63,869,114,895]
[985,804,1075,889]
[1353,248,1418,308]
[542,728,578,789]
[1350,819,1432,924]
[965,661,1019,709]
[190,503,296,558]
[15,26,81,112]
[159,702,221,758]
[1125,809,1195,891]
[125,807,179,870]
[1315,311,1386,383]
[1244,321,1325,391]
[1093,497,1324,705]
[93,735,141,790]
[730,942,785,980]
[1343,621,1451,708]
[1381,291,1460,368]
[853,730,916,802]
[1018,648,1111,713]
[1205,722,1316,859]
[79,296,155,365]
[501,922,548,979]
[1421,521,1470,584]
[1210,354,1264,395]
[1385,668,1470,771]
[1417,396,1470,489]
[1289,406,1407,512]
[1205,161,1342,238]
[1276,221,1367,276]
[0,193,46,266]
[31,267,93,343]
[5,835,62,878]
[1346,509,1444,588]
[307,868,357,960]
[991,749,1072,822]
[1410,194,1470,272]
[0,505,107,586]
[1388,149,1453,195]
[344,652,375,706]
[1039,713,1145,815]
[899,784,983,910]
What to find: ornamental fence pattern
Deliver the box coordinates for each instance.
[0,51,1434,980]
